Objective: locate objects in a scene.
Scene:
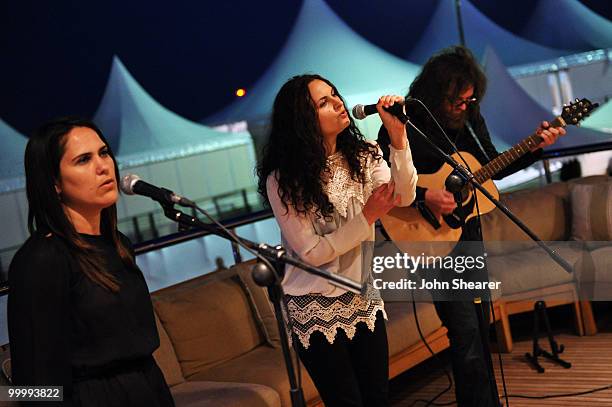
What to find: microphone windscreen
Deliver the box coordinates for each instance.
[120,173,140,195]
[352,104,367,120]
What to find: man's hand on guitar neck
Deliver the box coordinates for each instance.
[425,189,457,217]
[531,121,566,152]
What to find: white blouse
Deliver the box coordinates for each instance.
[266,143,417,297]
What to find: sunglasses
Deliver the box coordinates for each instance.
[448,96,478,109]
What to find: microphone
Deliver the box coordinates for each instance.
[352,100,408,123]
[120,173,194,207]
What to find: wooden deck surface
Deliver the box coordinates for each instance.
[390,331,612,406]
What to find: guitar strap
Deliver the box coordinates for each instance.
[466,121,492,162]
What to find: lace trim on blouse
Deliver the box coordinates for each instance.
[286,292,386,349]
[283,149,384,348]
[322,152,376,218]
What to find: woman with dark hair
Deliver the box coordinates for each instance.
[8,117,174,406]
[258,74,417,406]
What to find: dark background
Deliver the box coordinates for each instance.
[2,0,611,135]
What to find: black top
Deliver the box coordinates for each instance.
[378,111,542,240]
[8,232,161,401]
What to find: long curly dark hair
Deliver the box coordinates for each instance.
[257,74,380,218]
[408,46,487,125]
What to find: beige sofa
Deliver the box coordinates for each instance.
[3,176,608,406]
[151,262,448,407]
[118,175,612,405]
[481,175,611,351]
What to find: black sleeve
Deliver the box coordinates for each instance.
[8,236,73,405]
[415,186,427,202]
[473,114,543,180]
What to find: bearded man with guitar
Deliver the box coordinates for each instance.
[377,46,572,407]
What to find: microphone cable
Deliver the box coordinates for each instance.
[504,383,612,400]
[413,99,599,404]
[405,289,454,407]
[407,382,612,406]
[404,98,510,406]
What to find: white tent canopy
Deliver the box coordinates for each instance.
[94,56,253,166]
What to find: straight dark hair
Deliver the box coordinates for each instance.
[24,116,134,292]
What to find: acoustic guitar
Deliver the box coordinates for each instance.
[381,98,598,257]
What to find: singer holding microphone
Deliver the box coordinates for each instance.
[257,74,417,406]
[8,117,175,406]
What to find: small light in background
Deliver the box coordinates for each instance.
[235,88,246,97]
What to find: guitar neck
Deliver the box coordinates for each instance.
[473,116,565,184]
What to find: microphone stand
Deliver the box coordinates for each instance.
[405,119,573,274]
[158,202,361,407]
[392,112,574,407]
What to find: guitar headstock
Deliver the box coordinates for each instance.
[560,98,599,126]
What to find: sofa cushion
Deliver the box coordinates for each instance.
[153,312,184,387]
[481,188,568,254]
[574,245,612,300]
[233,261,281,347]
[590,246,612,283]
[190,345,318,407]
[385,301,442,358]
[153,276,264,378]
[538,181,570,200]
[171,381,281,407]
[486,245,584,295]
[570,182,612,241]
[569,175,611,186]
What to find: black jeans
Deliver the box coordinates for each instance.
[434,300,499,407]
[295,311,389,407]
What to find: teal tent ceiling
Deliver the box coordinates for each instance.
[581,98,612,134]
[480,48,612,153]
[406,0,577,66]
[0,119,28,182]
[519,0,612,51]
[203,0,421,125]
[94,57,252,165]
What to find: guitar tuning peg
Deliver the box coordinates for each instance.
[573,118,578,123]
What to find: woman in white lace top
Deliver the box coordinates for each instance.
[257,74,417,406]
